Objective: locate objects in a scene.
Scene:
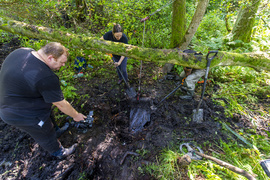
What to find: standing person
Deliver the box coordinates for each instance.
[0,42,86,159]
[101,23,129,84]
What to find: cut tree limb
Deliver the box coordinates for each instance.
[0,16,269,71]
[195,151,257,180]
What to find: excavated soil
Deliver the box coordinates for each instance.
[0,37,268,180]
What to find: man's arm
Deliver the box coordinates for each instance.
[53,99,86,122]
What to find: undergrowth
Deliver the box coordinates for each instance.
[210,66,270,118]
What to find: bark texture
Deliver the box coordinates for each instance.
[163,0,209,74]
[231,0,261,43]
[170,0,186,48]
[0,16,270,71]
[163,0,186,74]
[179,0,209,50]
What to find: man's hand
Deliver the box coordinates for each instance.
[73,113,87,122]
[53,99,86,122]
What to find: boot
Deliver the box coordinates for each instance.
[56,122,70,138]
[52,143,78,159]
[180,90,194,100]
[180,86,188,92]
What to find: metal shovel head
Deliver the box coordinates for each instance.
[129,97,152,134]
[125,87,137,98]
[193,109,203,123]
[129,107,151,134]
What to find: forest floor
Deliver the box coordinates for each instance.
[0,37,269,180]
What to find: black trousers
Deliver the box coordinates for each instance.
[5,117,61,154]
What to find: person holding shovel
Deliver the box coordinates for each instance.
[101,23,129,84]
[0,42,86,159]
[179,50,206,100]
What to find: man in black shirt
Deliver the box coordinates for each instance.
[0,42,86,158]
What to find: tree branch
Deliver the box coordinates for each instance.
[0,15,269,71]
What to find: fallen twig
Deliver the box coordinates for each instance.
[120,151,139,165]
[53,164,75,180]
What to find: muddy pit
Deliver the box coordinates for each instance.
[0,37,266,180]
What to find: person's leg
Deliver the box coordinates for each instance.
[119,57,128,82]
[17,118,61,154]
[16,118,76,158]
[180,69,206,99]
[185,69,206,90]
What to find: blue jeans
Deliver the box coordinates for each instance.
[112,57,128,81]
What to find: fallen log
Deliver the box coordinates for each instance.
[0,15,270,71]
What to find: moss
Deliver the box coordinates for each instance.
[1,15,270,71]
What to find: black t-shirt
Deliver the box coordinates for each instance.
[103,30,128,60]
[0,48,64,124]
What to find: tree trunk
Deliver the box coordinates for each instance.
[170,0,186,49]
[231,0,261,43]
[0,16,269,71]
[179,0,209,50]
[163,0,186,74]
[163,0,209,74]
[225,14,232,33]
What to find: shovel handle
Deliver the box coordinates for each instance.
[112,58,130,88]
[204,50,218,82]
[158,83,183,106]
[206,50,218,66]
[196,50,218,112]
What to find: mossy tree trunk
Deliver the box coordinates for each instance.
[231,0,261,43]
[0,16,270,71]
[170,0,186,49]
[163,0,186,74]
[163,0,209,74]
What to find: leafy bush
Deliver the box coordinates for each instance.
[190,10,227,51]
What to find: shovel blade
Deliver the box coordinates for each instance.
[126,87,137,98]
[193,109,203,123]
[129,108,151,134]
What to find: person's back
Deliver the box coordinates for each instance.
[0,42,86,159]
[0,48,62,122]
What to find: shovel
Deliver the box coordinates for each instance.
[112,59,137,99]
[193,50,218,123]
[150,77,186,111]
